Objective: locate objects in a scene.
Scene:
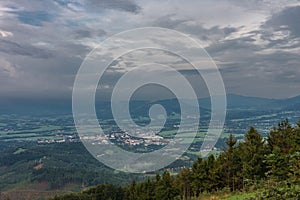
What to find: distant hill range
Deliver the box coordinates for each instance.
[0,94,299,115]
[225,94,300,111]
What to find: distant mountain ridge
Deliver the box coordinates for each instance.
[0,94,299,114]
[226,94,300,111]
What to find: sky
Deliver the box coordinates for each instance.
[1,0,300,101]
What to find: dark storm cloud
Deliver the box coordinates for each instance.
[1,0,300,99]
[200,4,300,98]
[265,6,300,38]
[207,33,297,73]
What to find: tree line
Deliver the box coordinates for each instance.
[51,119,300,199]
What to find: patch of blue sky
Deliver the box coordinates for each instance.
[10,10,55,26]
[53,0,83,10]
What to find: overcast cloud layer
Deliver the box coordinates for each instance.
[1,0,300,100]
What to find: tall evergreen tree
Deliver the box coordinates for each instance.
[267,119,293,154]
[155,171,179,200]
[239,127,266,181]
[127,179,138,200]
[205,154,217,192]
[266,120,297,182]
[221,133,241,191]
[175,168,192,200]
[191,156,206,197]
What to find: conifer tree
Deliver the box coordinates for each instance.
[175,168,192,200]
[191,156,206,197]
[239,127,266,181]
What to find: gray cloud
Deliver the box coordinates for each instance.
[1,0,300,100]
[73,29,106,39]
[201,4,300,98]
[0,39,53,58]
[0,58,19,78]
[151,15,239,44]
[86,0,141,13]
[264,6,300,38]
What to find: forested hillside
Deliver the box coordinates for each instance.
[51,119,300,200]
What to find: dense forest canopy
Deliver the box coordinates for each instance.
[51,119,300,199]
